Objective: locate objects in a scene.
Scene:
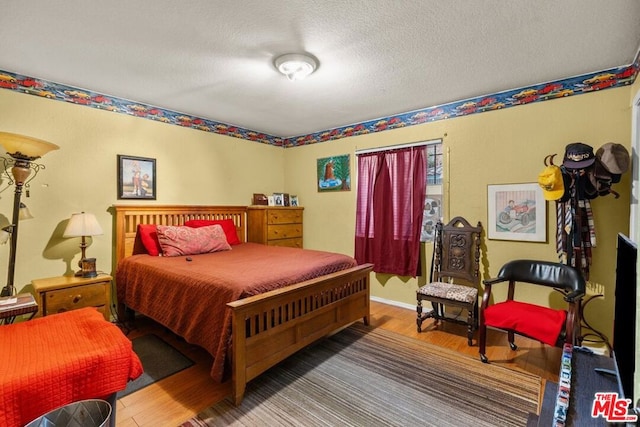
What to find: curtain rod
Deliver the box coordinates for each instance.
[354,138,443,155]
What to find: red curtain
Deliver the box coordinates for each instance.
[355,146,427,277]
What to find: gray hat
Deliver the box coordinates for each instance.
[596,142,629,175]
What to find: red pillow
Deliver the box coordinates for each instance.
[184,219,241,245]
[137,224,162,256]
[156,224,231,257]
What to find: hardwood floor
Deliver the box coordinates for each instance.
[115,301,561,426]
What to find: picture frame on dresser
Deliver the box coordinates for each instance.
[290,195,299,206]
[273,193,284,206]
[117,155,156,200]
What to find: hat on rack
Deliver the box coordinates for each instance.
[588,157,618,197]
[596,142,629,183]
[538,164,567,201]
[563,142,595,170]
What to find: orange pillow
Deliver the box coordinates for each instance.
[184,219,241,245]
[156,224,231,257]
[137,224,162,256]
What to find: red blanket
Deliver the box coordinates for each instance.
[116,242,358,382]
[0,308,143,427]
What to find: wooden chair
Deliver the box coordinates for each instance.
[478,259,586,363]
[416,216,482,346]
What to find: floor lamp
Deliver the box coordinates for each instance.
[0,132,59,297]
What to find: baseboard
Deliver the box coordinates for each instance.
[370,296,415,311]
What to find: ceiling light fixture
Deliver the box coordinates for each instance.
[274,53,318,81]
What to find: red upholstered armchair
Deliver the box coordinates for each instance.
[478,259,586,363]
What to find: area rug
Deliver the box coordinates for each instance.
[117,334,194,398]
[181,323,541,427]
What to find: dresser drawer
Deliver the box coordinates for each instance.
[267,224,303,240]
[268,237,303,248]
[267,209,303,225]
[44,283,107,315]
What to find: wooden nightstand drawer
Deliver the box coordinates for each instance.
[32,275,112,321]
[267,224,302,240]
[44,283,106,315]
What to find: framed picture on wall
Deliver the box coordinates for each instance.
[117,155,156,200]
[487,183,546,242]
[317,154,351,192]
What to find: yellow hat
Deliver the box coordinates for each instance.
[538,165,565,201]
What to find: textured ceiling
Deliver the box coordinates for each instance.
[1,1,639,138]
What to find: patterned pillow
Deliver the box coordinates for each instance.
[156,224,231,257]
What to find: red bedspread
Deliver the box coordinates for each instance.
[116,242,357,382]
[0,308,143,427]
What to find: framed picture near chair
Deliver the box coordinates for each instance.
[487,183,546,242]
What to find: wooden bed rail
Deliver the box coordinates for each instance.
[228,263,373,405]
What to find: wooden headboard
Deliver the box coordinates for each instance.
[112,205,247,264]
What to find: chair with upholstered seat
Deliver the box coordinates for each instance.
[416,216,483,346]
[478,259,586,363]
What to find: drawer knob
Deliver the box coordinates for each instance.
[73,295,83,304]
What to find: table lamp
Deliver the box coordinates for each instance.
[63,212,104,277]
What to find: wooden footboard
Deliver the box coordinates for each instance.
[227,262,373,405]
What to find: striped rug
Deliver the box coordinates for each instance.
[181,323,541,427]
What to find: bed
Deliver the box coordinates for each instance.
[113,204,373,405]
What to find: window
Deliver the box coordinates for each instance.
[421,141,444,242]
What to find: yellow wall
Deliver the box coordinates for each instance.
[285,86,632,345]
[0,82,634,346]
[0,89,285,292]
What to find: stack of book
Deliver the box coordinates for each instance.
[0,293,38,321]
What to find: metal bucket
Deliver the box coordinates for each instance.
[25,399,111,427]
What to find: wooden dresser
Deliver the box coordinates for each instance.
[247,206,303,248]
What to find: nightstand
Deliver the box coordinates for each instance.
[31,274,112,320]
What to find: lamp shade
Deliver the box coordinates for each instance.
[63,212,104,238]
[0,131,59,161]
[18,203,33,220]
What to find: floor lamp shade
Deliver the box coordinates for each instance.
[0,131,59,161]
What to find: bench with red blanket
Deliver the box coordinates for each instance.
[0,307,143,427]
